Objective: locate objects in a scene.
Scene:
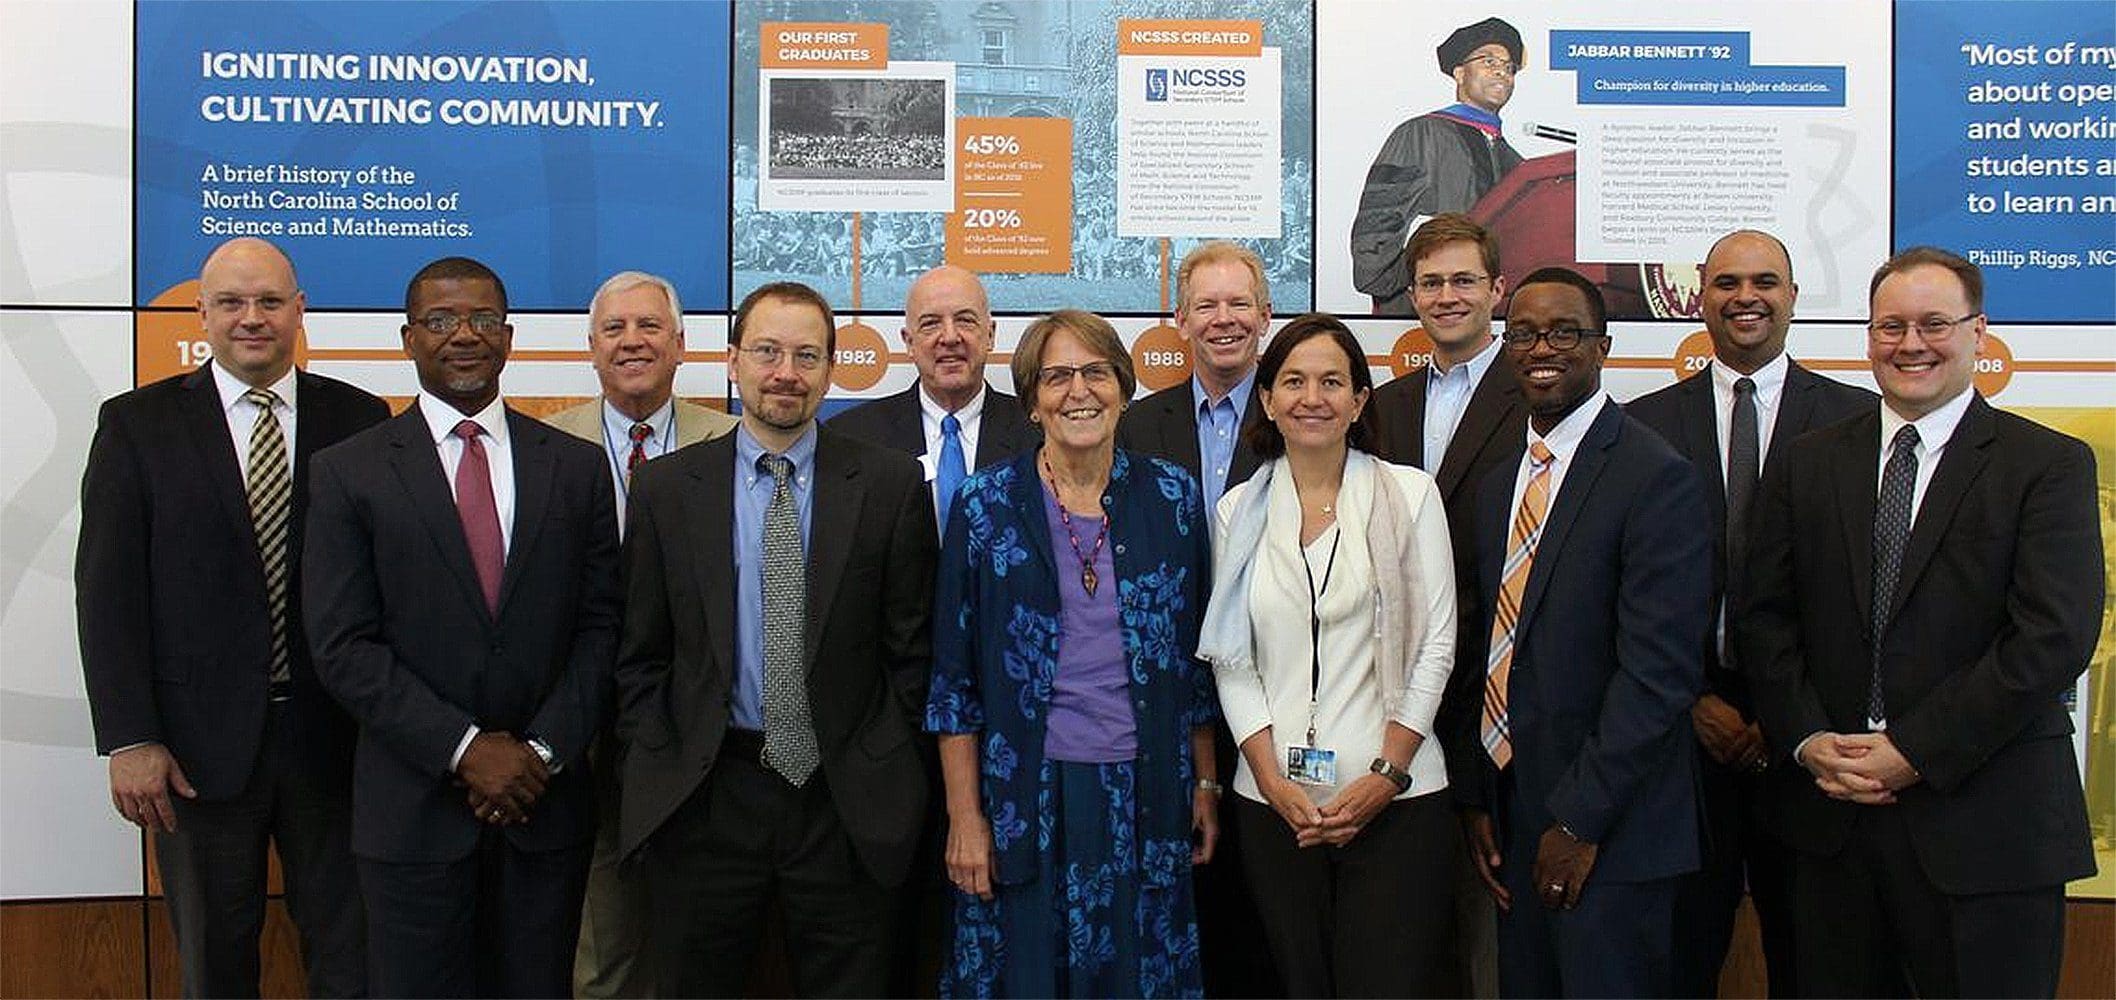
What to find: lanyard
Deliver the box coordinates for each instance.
[1301,526,1342,747]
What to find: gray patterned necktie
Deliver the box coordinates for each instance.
[1868,424,1919,729]
[759,453,818,784]
[242,388,292,692]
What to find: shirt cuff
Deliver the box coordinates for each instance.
[107,741,160,756]
[1792,731,1823,768]
[449,725,481,773]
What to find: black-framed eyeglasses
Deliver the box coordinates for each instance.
[1500,326,1605,351]
[1867,313,1980,343]
[1458,53,1519,75]
[1038,362,1117,389]
[1414,273,1491,295]
[418,312,506,336]
[738,343,828,371]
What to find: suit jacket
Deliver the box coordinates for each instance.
[1626,361,1874,710]
[1733,394,2100,894]
[542,396,738,452]
[1115,379,1265,494]
[304,405,621,863]
[613,426,938,884]
[825,382,1040,494]
[1442,399,1710,882]
[78,365,388,800]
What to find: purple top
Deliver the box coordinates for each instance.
[1040,485,1138,763]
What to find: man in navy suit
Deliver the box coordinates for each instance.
[1442,267,1709,997]
[305,257,620,997]
[79,237,386,998]
[1626,230,1874,996]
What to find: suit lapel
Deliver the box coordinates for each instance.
[1769,364,1823,469]
[1514,401,1620,634]
[1166,387,1204,480]
[975,389,1037,467]
[389,404,492,623]
[1886,396,1995,624]
[1831,412,1882,627]
[1230,382,1266,484]
[497,410,554,616]
[804,432,864,673]
[685,436,739,678]
[180,367,259,552]
[883,386,926,457]
[1393,370,1432,470]
[1676,372,1728,526]
[1435,357,1519,500]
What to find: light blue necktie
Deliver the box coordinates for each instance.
[937,413,966,535]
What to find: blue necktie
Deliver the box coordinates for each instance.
[937,413,966,535]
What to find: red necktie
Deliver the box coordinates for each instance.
[627,421,652,480]
[453,420,504,614]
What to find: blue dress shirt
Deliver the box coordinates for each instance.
[1193,369,1256,510]
[731,424,817,730]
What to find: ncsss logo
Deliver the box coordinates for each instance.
[1146,68,1168,101]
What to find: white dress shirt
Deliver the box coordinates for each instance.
[1878,385,1975,520]
[419,391,517,771]
[1709,352,1789,490]
[1423,337,1502,471]
[211,361,298,477]
[915,382,987,480]
[1506,390,1613,521]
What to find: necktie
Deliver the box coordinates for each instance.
[936,413,966,535]
[626,421,653,481]
[1868,424,1919,729]
[242,388,292,692]
[453,420,504,615]
[1483,441,1555,769]
[759,454,818,784]
[1725,377,1761,602]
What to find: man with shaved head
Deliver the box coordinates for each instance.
[78,236,388,997]
[1625,230,1873,995]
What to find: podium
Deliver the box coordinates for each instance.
[1468,150,1663,320]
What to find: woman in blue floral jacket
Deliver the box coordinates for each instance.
[925,309,1222,999]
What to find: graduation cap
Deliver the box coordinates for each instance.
[1437,17,1525,74]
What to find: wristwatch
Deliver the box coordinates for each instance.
[1369,757,1411,793]
[523,735,557,770]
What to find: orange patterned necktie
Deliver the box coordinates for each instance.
[1483,440,1555,769]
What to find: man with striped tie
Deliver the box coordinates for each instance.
[1440,267,1710,997]
[78,236,388,997]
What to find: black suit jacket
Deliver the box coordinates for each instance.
[826,382,1040,476]
[1733,394,2100,894]
[1626,361,1875,710]
[613,427,938,884]
[1115,379,1265,496]
[304,405,621,863]
[78,365,388,800]
[1442,400,1711,882]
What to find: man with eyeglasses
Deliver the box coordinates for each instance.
[1440,267,1708,997]
[78,236,387,998]
[615,281,937,996]
[1624,229,1873,998]
[304,256,621,996]
[1352,16,1526,316]
[1733,247,2100,997]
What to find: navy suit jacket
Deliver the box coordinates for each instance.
[304,404,621,863]
[1115,378,1265,494]
[1734,394,2099,894]
[1443,399,1710,883]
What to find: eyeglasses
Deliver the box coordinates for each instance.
[1414,273,1491,295]
[1500,326,1605,351]
[418,312,506,336]
[739,343,828,371]
[1038,362,1118,390]
[1459,53,1519,75]
[1867,313,1980,343]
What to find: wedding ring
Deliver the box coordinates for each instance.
[1545,882,1564,894]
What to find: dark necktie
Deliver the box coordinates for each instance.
[1725,377,1760,585]
[936,412,966,535]
[626,421,653,481]
[1868,424,1920,729]
[242,388,292,693]
[453,420,504,615]
[759,454,817,784]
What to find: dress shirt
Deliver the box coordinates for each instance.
[420,391,517,771]
[1214,460,1456,805]
[1194,368,1257,510]
[916,382,987,472]
[210,361,298,479]
[1423,336,1502,470]
[597,396,676,522]
[1878,385,1974,519]
[1710,352,1789,491]
[731,423,818,731]
[1506,390,1612,521]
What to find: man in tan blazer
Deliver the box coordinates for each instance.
[546,270,736,998]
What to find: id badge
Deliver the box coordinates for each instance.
[1285,745,1338,786]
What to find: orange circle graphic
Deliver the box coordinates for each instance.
[1130,323,1189,393]
[831,322,889,392]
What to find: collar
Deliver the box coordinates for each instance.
[1710,351,1790,403]
[735,421,818,479]
[1433,102,1504,136]
[919,381,988,427]
[418,391,509,447]
[211,361,297,414]
[601,395,675,441]
[1526,389,1611,466]
[1881,386,1976,454]
[1431,335,1502,382]
[1193,367,1258,413]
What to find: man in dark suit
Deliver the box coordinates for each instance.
[1366,213,1525,999]
[77,237,386,999]
[616,281,937,997]
[1442,267,1709,998]
[1734,247,2101,998]
[304,256,620,997]
[828,264,1038,533]
[1625,229,1874,997]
